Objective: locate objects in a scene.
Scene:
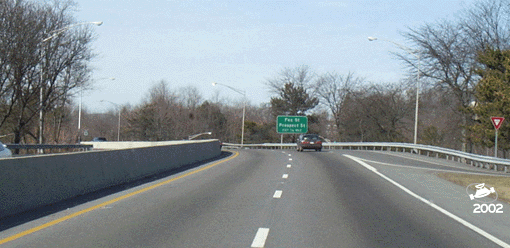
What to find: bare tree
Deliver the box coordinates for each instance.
[341,83,413,142]
[418,85,463,148]
[126,80,193,141]
[461,0,510,51]
[400,20,478,151]
[179,86,203,110]
[315,72,362,140]
[0,0,45,144]
[196,101,227,139]
[266,65,315,94]
[0,0,95,146]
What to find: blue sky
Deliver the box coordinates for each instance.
[74,0,474,113]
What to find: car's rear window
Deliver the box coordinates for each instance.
[303,135,319,140]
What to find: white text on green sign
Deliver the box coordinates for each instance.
[277,116,308,133]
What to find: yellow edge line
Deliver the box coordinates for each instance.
[0,151,239,245]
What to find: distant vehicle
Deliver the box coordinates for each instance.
[297,134,322,152]
[0,141,12,158]
[92,137,107,142]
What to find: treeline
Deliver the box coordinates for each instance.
[3,0,510,158]
[69,69,464,149]
[397,0,510,156]
[75,81,275,144]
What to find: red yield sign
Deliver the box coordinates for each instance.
[491,117,505,130]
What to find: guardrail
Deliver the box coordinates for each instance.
[223,142,510,173]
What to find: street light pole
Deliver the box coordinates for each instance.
[39,21,103,147]
[78,86,82,142]
[212,82,246,146]
[100,100,121,141]
[78,77,115,142]
[368,37,421,144]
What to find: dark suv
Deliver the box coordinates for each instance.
[297,134,322,152]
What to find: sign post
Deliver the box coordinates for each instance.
[491,117,505,157]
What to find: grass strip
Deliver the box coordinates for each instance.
[436,172,510,204]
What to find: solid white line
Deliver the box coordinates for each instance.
[358,157,510,177]
[287,164,291,168]
[273,190,283,198]
[251,228,270,248]
[373,150,485,171]
[343,154,510,248]
[282,174,289,179]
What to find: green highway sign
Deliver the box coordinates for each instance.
[277,116,308,134]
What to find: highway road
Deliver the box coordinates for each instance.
[1,149,509,247]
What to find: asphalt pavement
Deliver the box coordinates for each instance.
[0,149,508,247]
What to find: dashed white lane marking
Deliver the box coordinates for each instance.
[289,158,292,161]
[282,174,289,179]
[287,164,291,168]
[288,154,291,156]
[343,154,510,248]
[251,228,270,248]
[273,190,283,198]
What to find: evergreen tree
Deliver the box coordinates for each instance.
[270,82,319,116]
[469,48,510,150]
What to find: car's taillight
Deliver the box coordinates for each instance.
[317,141,322,144]
[302,141,309,144]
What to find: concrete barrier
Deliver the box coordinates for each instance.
[80,140,202,150]
[0,140,221,219]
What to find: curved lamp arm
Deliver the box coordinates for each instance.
[212,82,246,96]
[368,36,420,60]
[43,21,103,42]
